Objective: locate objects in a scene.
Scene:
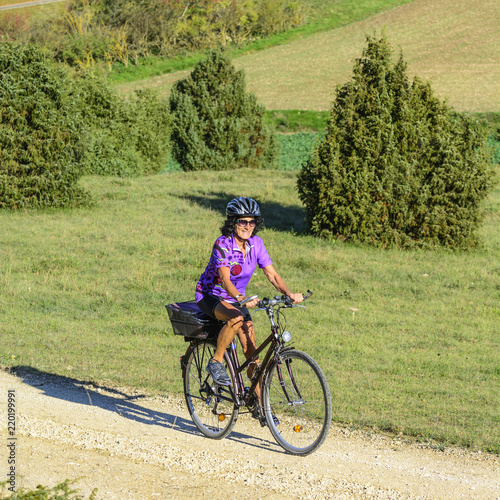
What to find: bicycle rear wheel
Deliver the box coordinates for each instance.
[263,349,331,455]
[183,340,238,439]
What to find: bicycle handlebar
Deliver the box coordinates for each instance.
[235,291,313,309]
[256,290,313,309]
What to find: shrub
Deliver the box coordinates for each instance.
[72,74,171,177]
[0,43,90,209]
[0,479,97,499]
[0,43,170,211]
[297,34,495,249]
[169,49,277,171]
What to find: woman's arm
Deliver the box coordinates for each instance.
[262,265,303,304]
[218,266,242,301]
[218,267,259,307]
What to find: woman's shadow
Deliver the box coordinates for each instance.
[174,191,308,234]
[11,366,278,451]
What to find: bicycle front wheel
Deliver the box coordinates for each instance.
[263,349,332,455]
[184,340,238,439]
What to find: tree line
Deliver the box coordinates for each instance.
[0,34,495,249]
[0,0,306,68]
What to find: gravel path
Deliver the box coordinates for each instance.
[0,0,66,11]
[1,368,498,499]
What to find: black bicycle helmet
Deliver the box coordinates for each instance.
[226,197,261,218]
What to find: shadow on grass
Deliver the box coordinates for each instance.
[10,366,280,453]
[175,191,309,234]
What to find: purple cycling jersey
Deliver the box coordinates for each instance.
[195,234,272,303]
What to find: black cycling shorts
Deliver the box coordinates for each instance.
[197,294,252,323]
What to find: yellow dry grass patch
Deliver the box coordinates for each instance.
[117,0,499,112]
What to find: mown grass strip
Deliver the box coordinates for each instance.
[0,169,498,453]
[265,110,329,132]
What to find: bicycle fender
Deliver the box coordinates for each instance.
[276,346,296,361]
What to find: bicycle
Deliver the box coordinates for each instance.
[166,291,332,456]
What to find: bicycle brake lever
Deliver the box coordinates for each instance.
[281,295,294,307]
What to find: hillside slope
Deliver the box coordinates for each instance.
[116,0,499,112]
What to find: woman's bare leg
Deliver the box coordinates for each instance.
[211,301,244,363]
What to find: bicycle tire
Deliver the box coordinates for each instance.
[184,340,239,439]
[263,349,331,456]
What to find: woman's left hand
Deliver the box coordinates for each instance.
[288,292,304,304]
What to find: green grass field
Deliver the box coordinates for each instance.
[1,169,498,453]
[116,0,500,113]
[1,0,499,455]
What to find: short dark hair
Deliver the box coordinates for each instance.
[220,216,264,237]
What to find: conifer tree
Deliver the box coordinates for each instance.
[169,49,277,171]
[297,34,494,248]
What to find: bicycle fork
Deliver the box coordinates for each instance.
[275,356,304,407]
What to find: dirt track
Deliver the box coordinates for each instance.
[0,0,66,11]
[0,368,498,499]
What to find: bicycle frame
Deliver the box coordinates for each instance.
[227,330,280,406]
[199,296,301,411]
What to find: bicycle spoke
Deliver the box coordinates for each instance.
[264,350,331,455]
[184,341,239,439]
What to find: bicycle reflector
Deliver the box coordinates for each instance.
[293,424,303,433]
[218,414,226,422]
[282,331,292,342]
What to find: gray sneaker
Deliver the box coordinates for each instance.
[206,359,231,386]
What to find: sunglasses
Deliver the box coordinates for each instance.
[236,219,257,227]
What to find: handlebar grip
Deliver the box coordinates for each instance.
[236,294,258,306]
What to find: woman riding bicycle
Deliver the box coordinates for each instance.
[196,197,303,423]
